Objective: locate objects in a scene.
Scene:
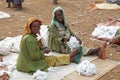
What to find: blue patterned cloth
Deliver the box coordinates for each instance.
[107,0,120,5]
[14,0,23,4]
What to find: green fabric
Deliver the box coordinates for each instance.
[48,6,74,54]
[17,33,48,74]
[48,24,72,53]
[75,46,83,64]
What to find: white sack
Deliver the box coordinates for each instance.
[0,35,22,54]
[0,11,10,19]
[92,25,119,39]
[0,37,14,55]
[10,35,22,53]
[40,25,49,47]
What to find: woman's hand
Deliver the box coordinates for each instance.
[62,36,70,42]
[44,47,51,53]
[74,35,82,45]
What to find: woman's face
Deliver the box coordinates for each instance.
[55,10,64,23]
[30,21,41,35]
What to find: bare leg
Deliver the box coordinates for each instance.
[99,42,107,59]
[70,47,83,63]
[68,49,79,62]
[87,42,106,59]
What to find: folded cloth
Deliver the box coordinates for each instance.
[45,54,70,66]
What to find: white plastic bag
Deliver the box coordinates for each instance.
[0,37,13,55]
[10,35,22,53]
[40,25,49,47]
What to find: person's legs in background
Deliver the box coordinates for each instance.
[14,0,23,10]
[53,0,57,4]
[6,0,11,8]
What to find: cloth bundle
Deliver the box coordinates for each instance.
[45,54,70,66]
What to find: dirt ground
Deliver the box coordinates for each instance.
[0,0,120,80]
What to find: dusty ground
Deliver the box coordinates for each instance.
[0,0,120,80]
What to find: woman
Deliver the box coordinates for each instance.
[17,18,49,74]
[48,6,106,63]
[16,17,81,74]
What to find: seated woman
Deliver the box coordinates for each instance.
[16,17,86,74]
[48,6,106,63]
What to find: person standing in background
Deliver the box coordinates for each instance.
[14,0,23,10]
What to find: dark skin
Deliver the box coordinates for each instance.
[30,21,50,53]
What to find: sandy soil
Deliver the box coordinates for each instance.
[0,0,120,80]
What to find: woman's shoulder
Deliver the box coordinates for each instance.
[48,23,57,29]
[22,34,36,41]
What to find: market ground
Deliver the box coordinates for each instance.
[0,0,120,80]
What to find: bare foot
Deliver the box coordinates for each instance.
[99,42,107,60]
